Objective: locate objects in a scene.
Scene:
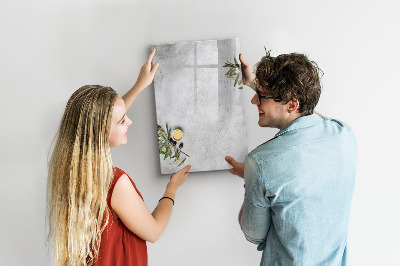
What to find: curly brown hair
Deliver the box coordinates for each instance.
[255,51,322,115]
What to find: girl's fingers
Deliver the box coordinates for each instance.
[151,63,159,74]
[147,48,156,64]
[179,164,191,174]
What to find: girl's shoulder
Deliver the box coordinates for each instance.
[113,166,127,178]
[111,167,143,200]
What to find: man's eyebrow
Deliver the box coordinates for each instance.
[117,114,126,124]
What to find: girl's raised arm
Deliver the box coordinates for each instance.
[122,49,159,112]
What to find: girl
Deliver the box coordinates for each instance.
[47,49,191,266]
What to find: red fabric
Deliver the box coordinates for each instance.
[94,167,148,266]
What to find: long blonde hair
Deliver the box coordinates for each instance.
[47,85,118,265]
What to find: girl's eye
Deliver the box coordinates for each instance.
[121,119,125,124]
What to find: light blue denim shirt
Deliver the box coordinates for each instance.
[240,114,357,266]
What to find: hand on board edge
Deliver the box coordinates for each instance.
[239,54,257,91]
[225,156,244,178]
[135,48,159,91]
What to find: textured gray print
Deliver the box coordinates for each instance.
[152,38,248,174]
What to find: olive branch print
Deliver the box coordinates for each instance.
[158,123,189,166]
[223,56,243,89]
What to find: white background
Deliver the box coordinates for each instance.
[1,0,399,265]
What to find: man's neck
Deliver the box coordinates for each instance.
[278,113,303,130]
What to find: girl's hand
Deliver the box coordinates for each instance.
[167,165,191,191]
[122,49,158,111]
[135,48,159,90]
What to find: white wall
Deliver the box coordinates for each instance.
[1,0,399,265]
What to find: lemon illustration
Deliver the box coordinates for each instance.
[172,129,183,141]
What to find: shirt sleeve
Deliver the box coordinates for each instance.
[239,154,271,247]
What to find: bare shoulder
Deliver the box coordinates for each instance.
[111,174,141,209]
[115,173,133,188]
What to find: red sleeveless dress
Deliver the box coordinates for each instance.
[93,167,148,266]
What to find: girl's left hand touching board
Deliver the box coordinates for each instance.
[135,48,159,91]
[123,49,159,112]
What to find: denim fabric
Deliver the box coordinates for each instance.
[240,114,357,266]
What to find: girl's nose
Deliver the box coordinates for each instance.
[126,116,133,126]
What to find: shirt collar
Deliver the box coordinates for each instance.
[275,113,322,138]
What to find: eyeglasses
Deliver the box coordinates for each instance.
[255,90,281,105]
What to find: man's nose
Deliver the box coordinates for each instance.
[251,94,259,105]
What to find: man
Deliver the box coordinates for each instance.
[226,52,356,265]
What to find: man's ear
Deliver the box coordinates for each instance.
[288,100,299,113]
